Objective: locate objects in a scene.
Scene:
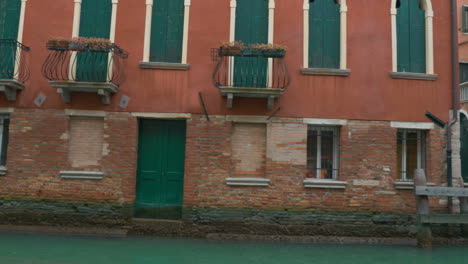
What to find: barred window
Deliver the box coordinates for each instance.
[307,126,340,179]
[397,129,426,181]
[0,115,9,166]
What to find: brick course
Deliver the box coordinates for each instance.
[0,110,448,216]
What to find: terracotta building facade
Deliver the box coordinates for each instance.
[0,0,460,236]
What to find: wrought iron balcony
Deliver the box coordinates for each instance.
[212,48,290,109]
[0,39,30,101]
[42,44,128,104]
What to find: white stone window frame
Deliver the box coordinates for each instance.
[307,125,340,180]
[302,0,348,71]
[391,0,434,75]
[396,129,427,182]
[12,0,29,80]
[69,0,119,81]
[141,0,191,67]
[228,0,275,87]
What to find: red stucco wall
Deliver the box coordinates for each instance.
[0,0,453,123]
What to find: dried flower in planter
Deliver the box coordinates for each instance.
[46,37,70,50]
[86,38,113,52]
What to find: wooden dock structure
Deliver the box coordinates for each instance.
[414,169,468,248]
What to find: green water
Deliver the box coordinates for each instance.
[0,234,466,264]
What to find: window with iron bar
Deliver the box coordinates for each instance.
[0,114,9,167]
[307,125,340,180]
[397,129,426,181]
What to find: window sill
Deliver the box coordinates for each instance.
[226,177,270,187]
[301,68,350,76]
[59,171,104,180]
[394,181,436,190]
[0,166,7,176]
[139,62,190,71]
[303,179,347,189]
[390,72,438,81]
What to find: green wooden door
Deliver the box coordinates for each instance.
[0,0,21,79]
[135,119,186,219]
[150,0,184,63]
[76,0,112,82]
[309,0,340,69]
[234,0,268,88]
[397,0,425,73]
[461,115,468,183]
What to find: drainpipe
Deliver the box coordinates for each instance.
[448,0,460,211]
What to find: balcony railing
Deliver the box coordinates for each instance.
[212,48,290,109]
[0,39,30,101]
[462,82,468,103]
[41,44,128,104]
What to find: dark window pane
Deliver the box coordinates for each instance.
[307,129,318,178]
[320,130,334,179]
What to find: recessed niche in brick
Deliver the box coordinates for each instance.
[231,123,266,178]
[68,117,104,168]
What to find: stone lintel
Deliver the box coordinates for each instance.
[301,68,350,76]
[0,166,7,176]
[303,179,347,189]
[139,62,190,70]
[226,177,270,187]
[65,109,106,118]
[59,171,104,180]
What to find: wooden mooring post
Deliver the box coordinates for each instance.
[414,169,468,248]
[415,169,432,248]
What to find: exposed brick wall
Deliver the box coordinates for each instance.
[0,109,138,205]
[184,115,448,214]
[0,110,448,215]
[231,123,266,178]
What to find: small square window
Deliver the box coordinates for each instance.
[397,129,426,181]
[307,126,340,180]
[463,6,468,33]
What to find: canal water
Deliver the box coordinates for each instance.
[0,234,465,264]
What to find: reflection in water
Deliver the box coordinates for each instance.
[0,234,464,264]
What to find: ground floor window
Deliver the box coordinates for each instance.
[307,126,340,179]
[397,129,426,181]
[0,115,9,166]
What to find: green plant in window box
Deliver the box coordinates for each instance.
[248,43,287,58]
[219,41,245,56]
[46,37,71,51]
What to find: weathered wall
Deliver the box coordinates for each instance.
[0,0,452,123]
[0,109,138,204]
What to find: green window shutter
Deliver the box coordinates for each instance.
[234,0,269,87]
[309,0,340,69]
[79,0,112,38]
[76,0,112,82]
[0,0,21,39]
[0,0,21,79]
[397,0,426,73]
[150,0,184,63]
[463,7,467,33]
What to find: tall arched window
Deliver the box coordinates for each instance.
[309,0,340,69]
[391,0,434,76]
[0,0,27,80]
[396,0,425,73]
[302,0,348,74]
